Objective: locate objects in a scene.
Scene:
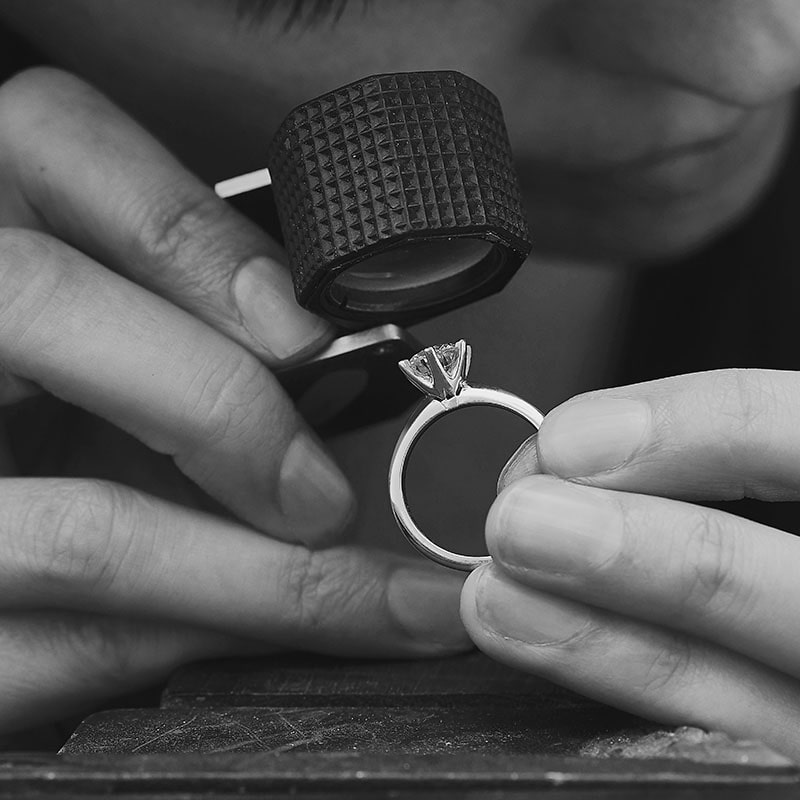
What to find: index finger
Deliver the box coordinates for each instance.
[0,67,329,367]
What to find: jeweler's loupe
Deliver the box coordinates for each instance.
[216,71,531,433]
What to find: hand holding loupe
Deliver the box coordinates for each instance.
[217,71,540,568]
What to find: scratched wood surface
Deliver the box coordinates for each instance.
[62,704,657,755]
[0,652,793,797]
[66,653,658,754]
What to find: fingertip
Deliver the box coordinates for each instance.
[459,563,491,638]
[299,492,358,550]
[387,565,473,655]
[277,429,356,547]
[497,434,540,494]
[233,256,333,367]
[537,397,650,478]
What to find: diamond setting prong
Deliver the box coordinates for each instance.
[398,340,472,401]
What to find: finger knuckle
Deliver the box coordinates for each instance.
[20,480,137,594]
[678,508,743,620]
[0,229,70,333]
[130,182,233,297]
[278,548,380,635]
[712,369,779,464]
[635,635,695,700]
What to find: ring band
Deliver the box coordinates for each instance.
[389,340,543,571]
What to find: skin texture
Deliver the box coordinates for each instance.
[0,0,799,750]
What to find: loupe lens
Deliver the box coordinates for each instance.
[326,238,497,314]
[338,238,493,293]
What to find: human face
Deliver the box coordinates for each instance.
[0,0,793,262]
[0,0,794,553]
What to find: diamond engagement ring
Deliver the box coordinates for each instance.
[389,340,544,571]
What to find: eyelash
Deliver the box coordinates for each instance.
[235,0,359,30]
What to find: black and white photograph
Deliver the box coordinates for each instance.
[0,2,798,796]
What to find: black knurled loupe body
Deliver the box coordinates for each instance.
[267,71,531,328]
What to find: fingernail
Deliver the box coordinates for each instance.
[233,257,331,363]
[488,478,622,575]
[387,567,472,653]
[476,568,589,644]
[498,434,540,493]
[279,430,355,545]
[540,397,650,477]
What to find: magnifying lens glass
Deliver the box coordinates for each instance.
[216,71,531,434]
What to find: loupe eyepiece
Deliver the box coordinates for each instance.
[267,71,531,328]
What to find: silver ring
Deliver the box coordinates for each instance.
[389,340,543,571]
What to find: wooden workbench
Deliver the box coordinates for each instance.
[0,652,795,797]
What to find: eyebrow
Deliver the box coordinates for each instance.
[234,0,354,29]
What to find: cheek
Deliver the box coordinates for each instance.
[513,99,792,261]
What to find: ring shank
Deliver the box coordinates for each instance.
[388,384,543,571]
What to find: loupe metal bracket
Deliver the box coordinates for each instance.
[275,325,423,436]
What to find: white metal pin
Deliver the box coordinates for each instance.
[214,167,272,198]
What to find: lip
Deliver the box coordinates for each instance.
[505,100,791,262]
[514,103,784,204]
[514,115,749,181]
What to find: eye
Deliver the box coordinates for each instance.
[235,0,358,30]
